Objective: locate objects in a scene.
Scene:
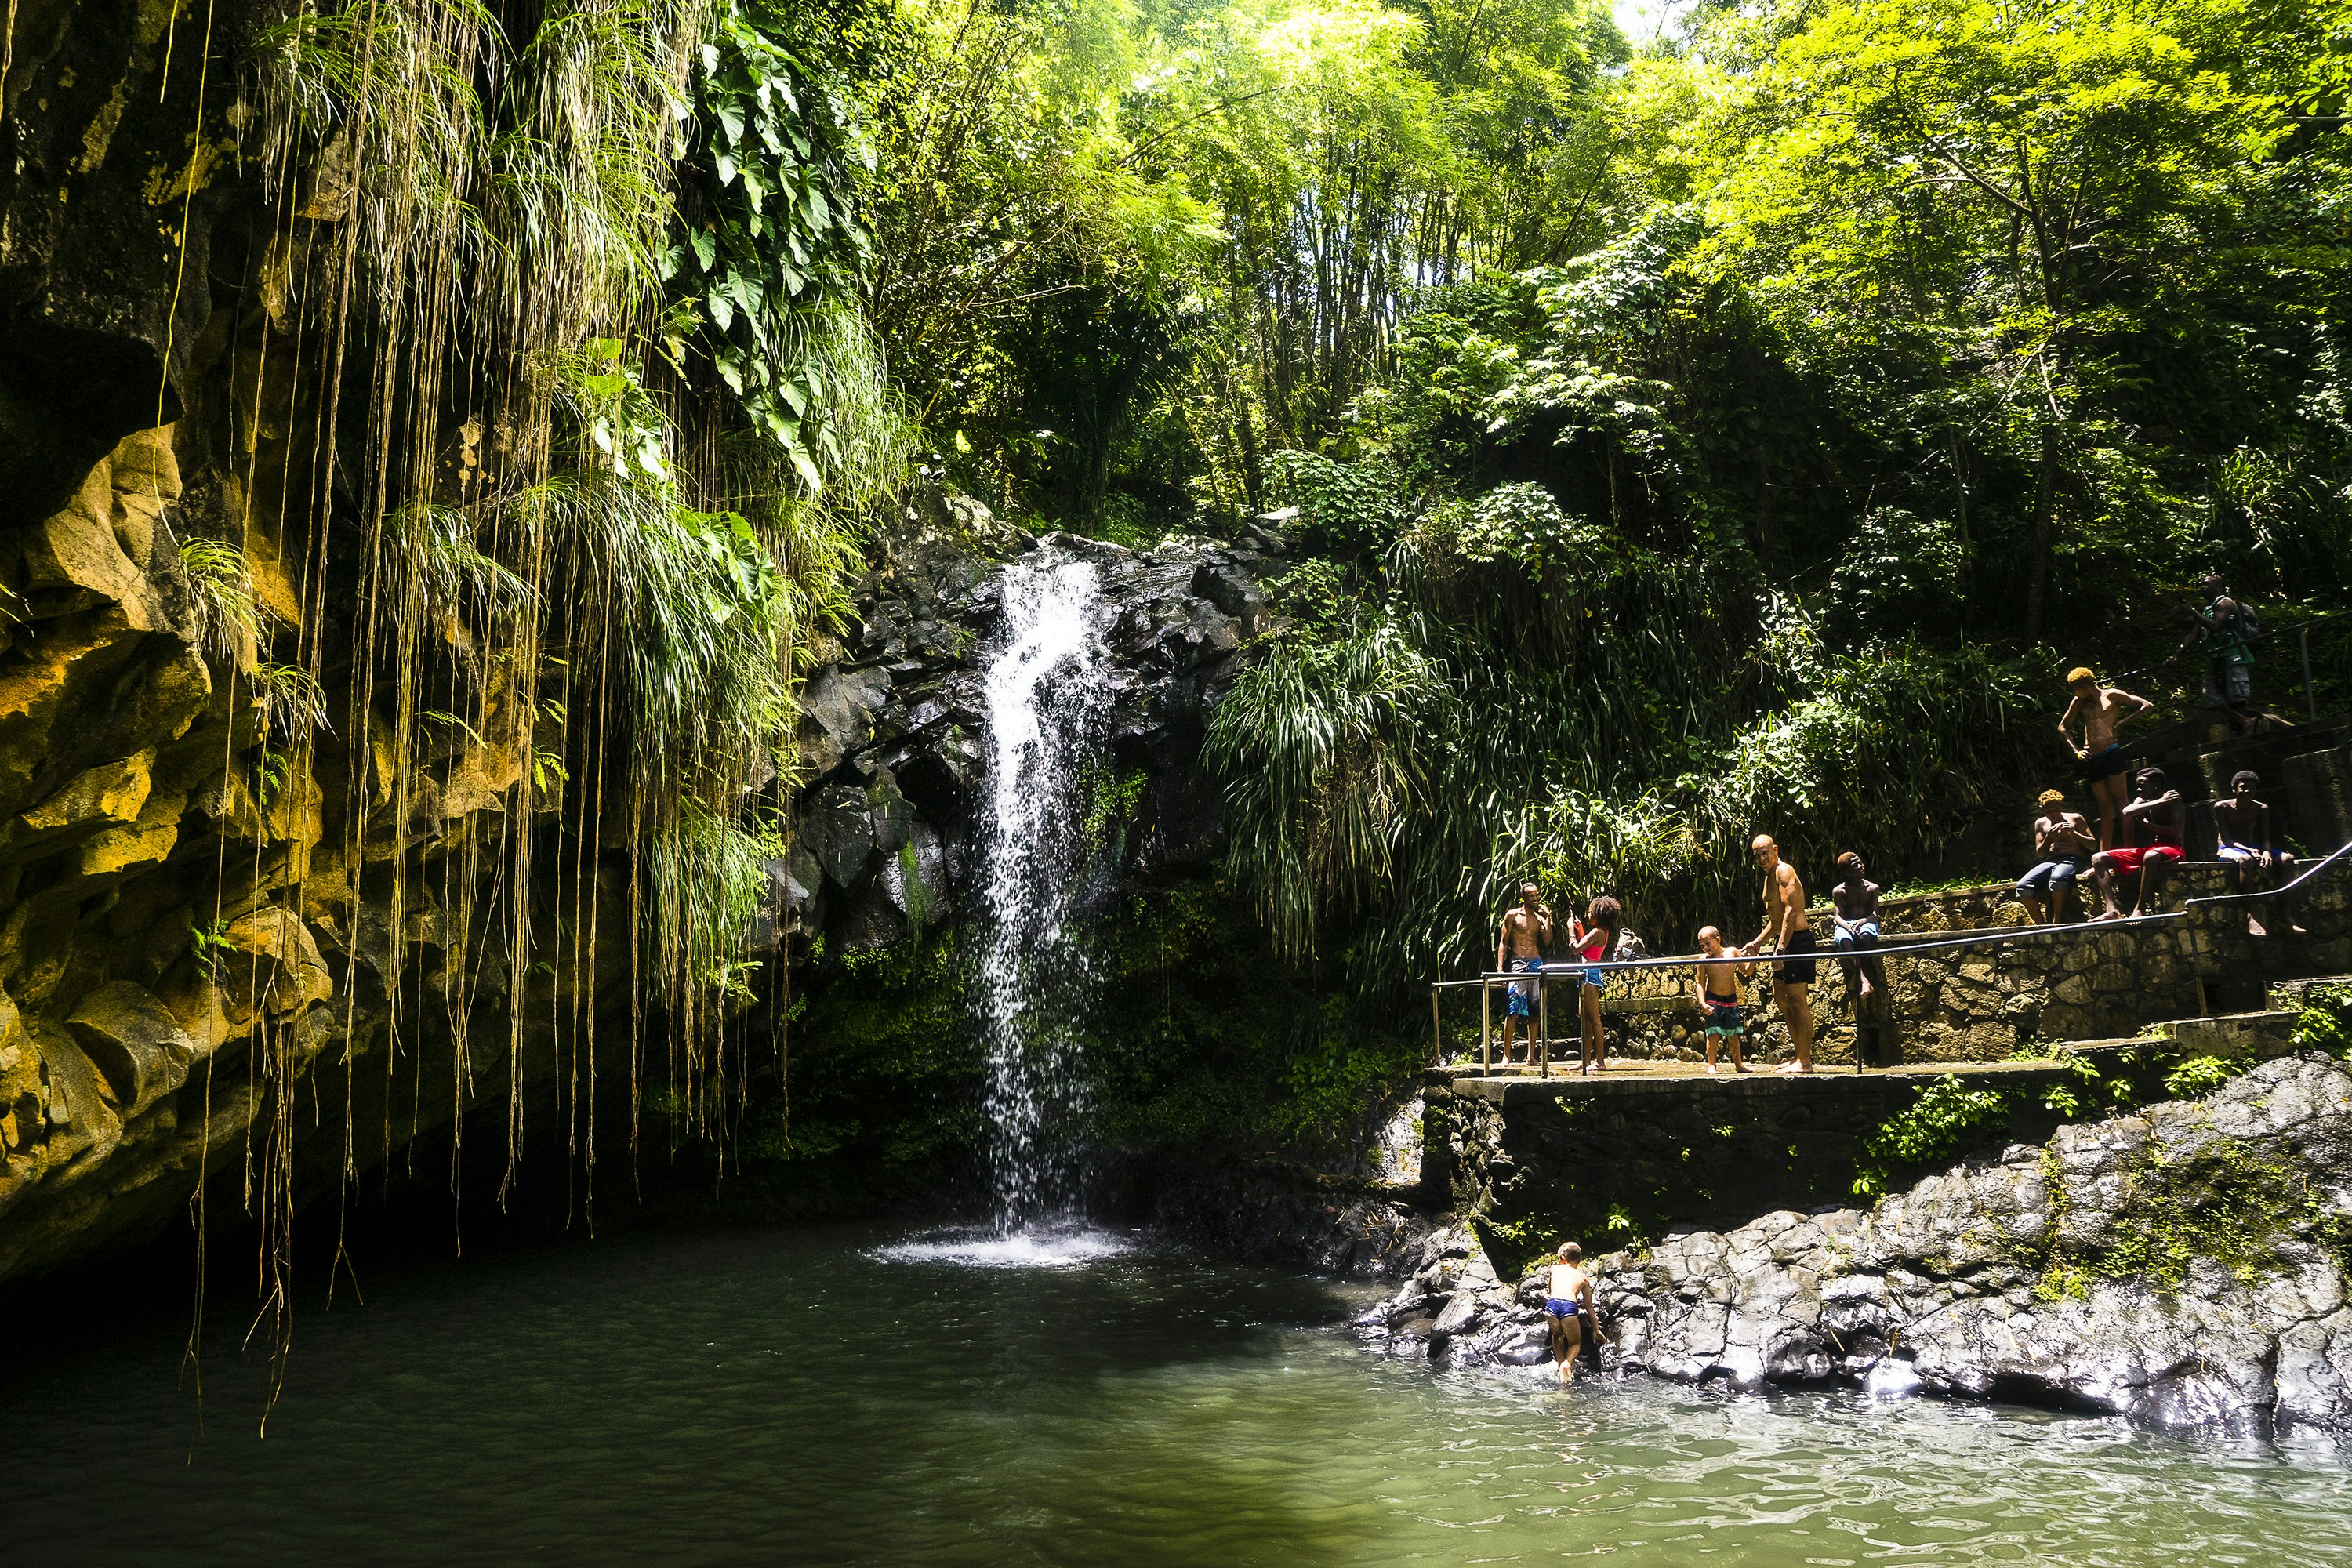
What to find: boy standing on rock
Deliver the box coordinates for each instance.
[1740,834,1817,1073]
[1494,883,1553,1065]
[1544,1242,1596,1384]
[2059,667,2156,849]
[1693,926,1752,1074]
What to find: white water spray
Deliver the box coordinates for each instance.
[975,554,1111,1227]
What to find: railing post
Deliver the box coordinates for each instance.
[1432,985,1442,1067]
[1481,979,1492,1073]
[1537,971,1549,1079]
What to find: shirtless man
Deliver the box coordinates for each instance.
[2090,768,2186,920]
[2214,769,2305,938]
[1494,882,1553,1065]
[1543,1241,1597,1384]
[1693,926,1752,1075]
[2016,789,2097,924]
[2059,667,2155,850]
[1740,834,1817,1073]
[1828,851,1886,1016]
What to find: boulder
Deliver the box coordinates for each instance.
[66,981,195,1116]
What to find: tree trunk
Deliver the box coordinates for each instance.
[2025,436,2054,640]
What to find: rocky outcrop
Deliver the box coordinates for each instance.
[1363,1055,2352,1431]
[779,502,1277,961]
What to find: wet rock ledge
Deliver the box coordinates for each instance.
[1359,1055,2352,1432]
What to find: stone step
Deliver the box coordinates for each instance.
[2269,974,2352,1011]
[2150,1009,2304,1061]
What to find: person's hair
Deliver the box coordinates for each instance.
[1834,851,1863,879]
[2066,666,2095,686]
[2200,572,2225,586]
[2136,767,2166,787]
[1557,1241,1581,1261]
[1586,895,1622,933]
[2037,789,2066,809]
[2231,769,2260,790]
[1697,924,1720,942]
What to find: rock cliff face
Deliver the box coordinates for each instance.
[776,506,1279,964]
[1360,1054,2352,1432]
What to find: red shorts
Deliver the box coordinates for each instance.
[2103,844,2183,875]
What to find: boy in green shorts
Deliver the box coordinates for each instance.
[1693,926,1752,1074]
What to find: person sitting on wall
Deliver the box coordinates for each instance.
[1828,851,1886,1017]
[2017,789,2098,925]
[1494,882,1552,1065]
[2213,769,2306,938]
[1693,926,1752,1075]
[2090,768,2187,921]
[2058,667,2155,850]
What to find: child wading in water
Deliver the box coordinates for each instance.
[1569,897,1622,1075]
[1544,1242,1597,1384]
[1693,926,1751,1074]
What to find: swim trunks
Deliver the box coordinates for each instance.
[2102,844,2184,876]
[1506,956,1540,1018]
[1702,1002,1744,1036]
[1832,919,1880,949]
[1773,927,1818,986]
[1544,1297,1584,1321]
[2074,743,2129,782]
[2216,844,2259,863]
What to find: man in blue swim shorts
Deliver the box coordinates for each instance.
[1494,882,1552,1065]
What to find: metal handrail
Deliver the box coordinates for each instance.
[1432,837,2351,1073]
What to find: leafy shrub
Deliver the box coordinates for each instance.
[1854,1076,2009,1199]
[2162,1054,2240,1098]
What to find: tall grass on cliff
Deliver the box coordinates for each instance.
[180,0,901,1392]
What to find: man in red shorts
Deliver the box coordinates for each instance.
[2089,767,2187,920]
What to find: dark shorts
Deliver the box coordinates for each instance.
[1703,1003,1744,1036]
[2204,662,2252,708]
[1774,928,1818,986]
[2074,744,2129,782]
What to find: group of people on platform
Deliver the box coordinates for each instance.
[1486,575,2311,1080]
[1494,833,1866,1079]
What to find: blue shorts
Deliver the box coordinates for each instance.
[1703,1003,1744,1036]
[1506,956,1540,1018]
[1546,1298,1583,1321]
[1582,965,1606,990]
[1833,920,1879,949]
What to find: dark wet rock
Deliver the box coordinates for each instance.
[1388,1056,2352,1432]
[779,499,1277,959]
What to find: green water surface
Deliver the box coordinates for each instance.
[8,1221,2346,1565]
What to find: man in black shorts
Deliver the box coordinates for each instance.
[1740,833,1817,1073]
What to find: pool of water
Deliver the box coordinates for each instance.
[10,1221,2347,1566]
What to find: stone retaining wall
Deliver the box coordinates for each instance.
[1568,862,2352,1066]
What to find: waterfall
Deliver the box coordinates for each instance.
[974,554,1111,1228]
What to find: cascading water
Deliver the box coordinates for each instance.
[972,554,1112,1231]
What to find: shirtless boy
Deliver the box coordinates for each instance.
[1494,883,1553,1065]
[2091,768,2186,920]
[2214,769,2305,938]
[2016,789,2097,924]
[2059,668,2155,850]
[1693,926,1752,1075]
[1740,834,1817,1073]
[1544,1241,1597,1384]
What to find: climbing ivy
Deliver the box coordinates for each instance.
[669,1,873,487]
[1853,1077,2011,1199]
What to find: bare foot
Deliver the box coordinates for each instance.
[2248,916,2267,938]
[1705,1063,1719,1076]
[1733,1062,1751,1073]
[1777,1061,1810,1074]
[2089,909,2120,923]
[2288,921,2310,937]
